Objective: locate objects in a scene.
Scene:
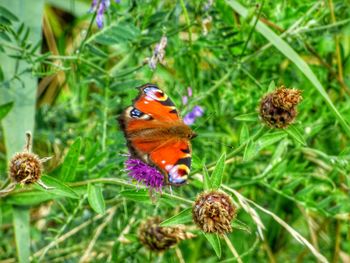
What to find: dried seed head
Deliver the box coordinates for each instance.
[138,217,194,252]
[192,191,236,234]
[9,152,42,184]
[259,87,302,128]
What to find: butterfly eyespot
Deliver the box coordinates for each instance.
[130,108,144,118]
[144,86,167,101]
[167,164,189,185]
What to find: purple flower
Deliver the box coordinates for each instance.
[184,106,204,125]
[89,0,120,29]
[125,158,164,191]
[182,96,188,105]
[148,36,167,70]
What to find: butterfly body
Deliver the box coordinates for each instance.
[119,84,196,185]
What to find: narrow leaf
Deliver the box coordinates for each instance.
[203,166,211,190]
[234,112,258,122]
[60,137,82,182]
[39,175,79,199]
[13,206,30,263]
[243,140,257,161]
[240,124,249,144]
[211,153,226,189]
[120,189,151,202]
[6,191,61,206]
[203,233,221,258]
[0,101,13,120]
[160,208,192,226]
[88,183,106,215]
[285,124,307,146]
[0,6,19,22]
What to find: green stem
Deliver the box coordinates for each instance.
[179,0,192,44]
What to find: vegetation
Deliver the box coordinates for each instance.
[0,0,349,262]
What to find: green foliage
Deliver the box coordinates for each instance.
[0,0,350,262]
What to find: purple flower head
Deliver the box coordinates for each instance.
[89,0,120,28]
[182,96,188,105]
[184,106,204,125]
[125,158,164,191]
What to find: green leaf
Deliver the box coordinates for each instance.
[203,166,211,190]
[226,0,350,138]
[160,208,192,226]
[5,191,61,206]
[39,175,79,199]
[60,137,82,182]
[120,189,151,202]
[256,132,287,150]
[285,124,307,146]
[88,22,141,45]
[234,112,258,122]
[243,140,257,161]
[0,6,19,22]
[88,184,106,215]
[203,233,221,258]
[0,101,13,120]
[267,80,276,92]
[240,124,249,144]
[13,206,30,263]
[211,153,226,189]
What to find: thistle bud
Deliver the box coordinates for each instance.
[138,217,194,252]
[259,87,302,128]
[192,191,236,234]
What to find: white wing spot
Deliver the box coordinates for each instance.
[161,160,166,164]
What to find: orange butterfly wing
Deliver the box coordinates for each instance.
[119,84,194,185]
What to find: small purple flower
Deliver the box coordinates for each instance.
[187,87,192,97]
[89,0,120,29]
[148,36,167,70]
[182,87,193,105]
[184,106,204,125]
[125,158,164,191]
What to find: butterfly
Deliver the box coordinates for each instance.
[119,84,197,185]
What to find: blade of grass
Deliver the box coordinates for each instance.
[226,0,350,138]
[13,206,30,263]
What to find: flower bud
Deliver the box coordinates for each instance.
[259,87,302,128]
[192,191,236,234]
[138,217,194,252]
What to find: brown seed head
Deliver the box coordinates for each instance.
[9,152,42,184]
[192,191,236,234]
[138,217,194,252]
[259,87,302,128]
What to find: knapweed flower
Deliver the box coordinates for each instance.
[138,217,195,252]
[259,86,302,128]
[184,106,204,125]
[192,191,236,234]
[125,158,164,191]
[148,36,167,70]
[8,132,51,188]
[89,0,120,29]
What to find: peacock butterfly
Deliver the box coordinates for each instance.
[119,84,196,185]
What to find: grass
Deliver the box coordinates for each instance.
[0,0,350,262]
